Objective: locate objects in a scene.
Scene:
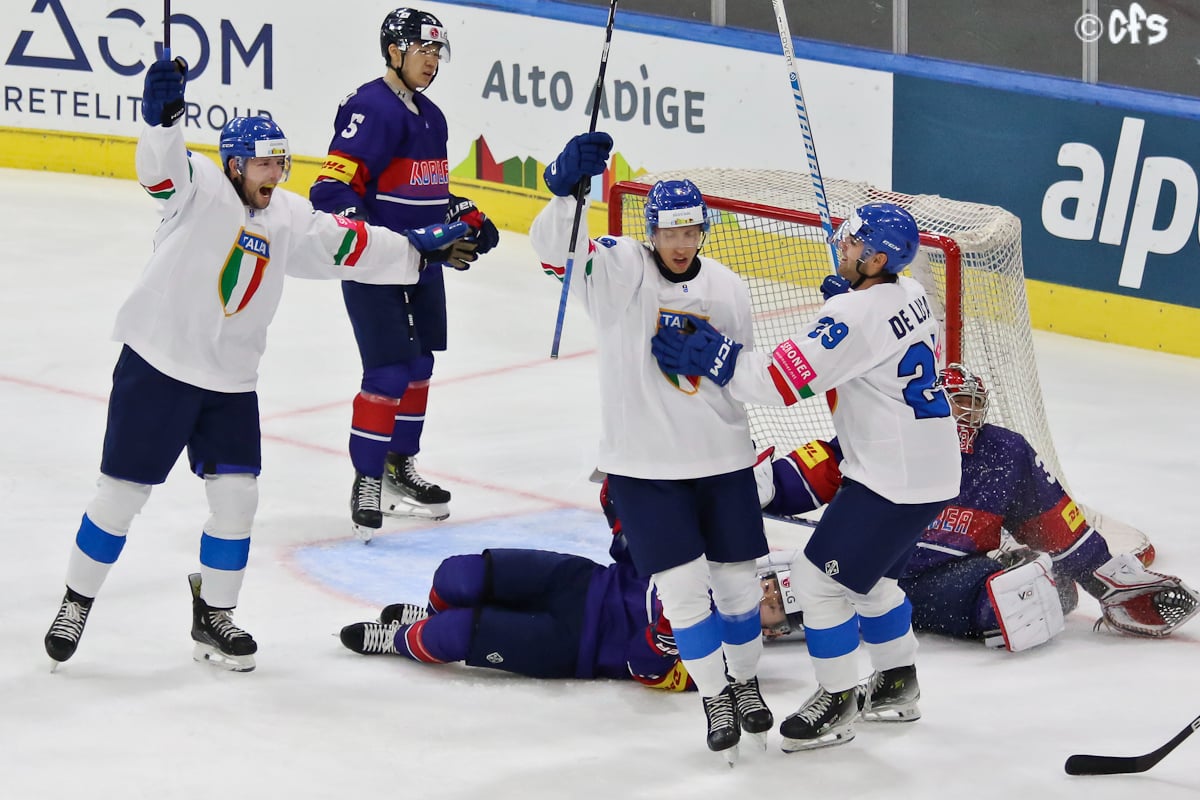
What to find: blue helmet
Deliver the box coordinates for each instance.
[644,179,710,241]
[832,202,920,273]
[219,116,291,181]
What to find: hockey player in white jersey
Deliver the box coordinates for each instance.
[652,203,961,751]
[42,57,475,673]
[531,132,772,762]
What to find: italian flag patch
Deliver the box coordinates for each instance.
[141,178,175,200]
[219,228,271,316]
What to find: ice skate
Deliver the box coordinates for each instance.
[779,686,858,752]
[383,453,450,522]
[45,587,94,670]
[702,685,741,765]
[730,676,773,750]
[860,664,921,722]
[339,620,403,655]
[379,603,430,626]
[188,573,257,672]
[350,471,384,543]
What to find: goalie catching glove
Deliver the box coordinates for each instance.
[404,221,478,271]
[1091,552,1200,638]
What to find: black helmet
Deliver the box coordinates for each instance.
[380,8,451,63]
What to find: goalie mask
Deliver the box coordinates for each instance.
[644,179,710,245]
[937,363,989,453]
[759,568,804,638]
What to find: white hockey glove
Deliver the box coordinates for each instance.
[1092,553,1200,638]
[753,446,776,508]
[984,550,1064,652]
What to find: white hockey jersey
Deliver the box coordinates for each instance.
[530,195,756,480]
[729,276,960,504]
[114,123,427,393]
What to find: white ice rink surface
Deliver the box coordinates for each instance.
[2,168,1199,799]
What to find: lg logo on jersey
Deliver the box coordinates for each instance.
[1041,116,1196,289]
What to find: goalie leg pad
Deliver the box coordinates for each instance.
[985,551,1064,652]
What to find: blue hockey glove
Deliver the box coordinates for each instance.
[543,131,614,197]
[405,220,478,270]
[650,314,742,387]
[446,194,500,254]
[142,57,188,127]
[820,274,852,300]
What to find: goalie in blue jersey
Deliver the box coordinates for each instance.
[758,363,1200,654]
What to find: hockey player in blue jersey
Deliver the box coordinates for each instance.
[761,363,1200,651]
[339,480,795,695]
[311,8,500,539]
[43,57,476,673]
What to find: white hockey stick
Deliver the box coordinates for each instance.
[550,0,618,359]
[770,0,837,270]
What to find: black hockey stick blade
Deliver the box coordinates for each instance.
[1065,714,1200,775]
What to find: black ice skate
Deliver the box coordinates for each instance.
[379,603,430,626]
[702,685,741,765]
[730,676,774,750]
[350,471,384,542]
[339,620,403,655]
[860,664,921,722]
[45,587,94,669]
[383,453,450,522]
[779,686,859,752]
[189,573,256,672]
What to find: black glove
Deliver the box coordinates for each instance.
[446,194,499,254]
[142,57,187,127]
[543,131,613,197]
[647,615,677,657]
[404,221,479,271]
[334,205,369,224]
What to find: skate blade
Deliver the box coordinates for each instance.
[383,496,450,522]
[193,642,256,672]
[48,659,63,674]
[780,727,855,752]
[351,523,376,544]
[861,703,921,723]
[713,745,739,767]
[744,729,769,751]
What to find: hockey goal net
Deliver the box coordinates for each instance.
[611,171,1154,563]
[610,171,1062,475]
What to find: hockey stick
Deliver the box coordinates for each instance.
[770,0,837,270]
[550,0,618,359]
[1064,714,1200,775]
[163,0,171,58]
